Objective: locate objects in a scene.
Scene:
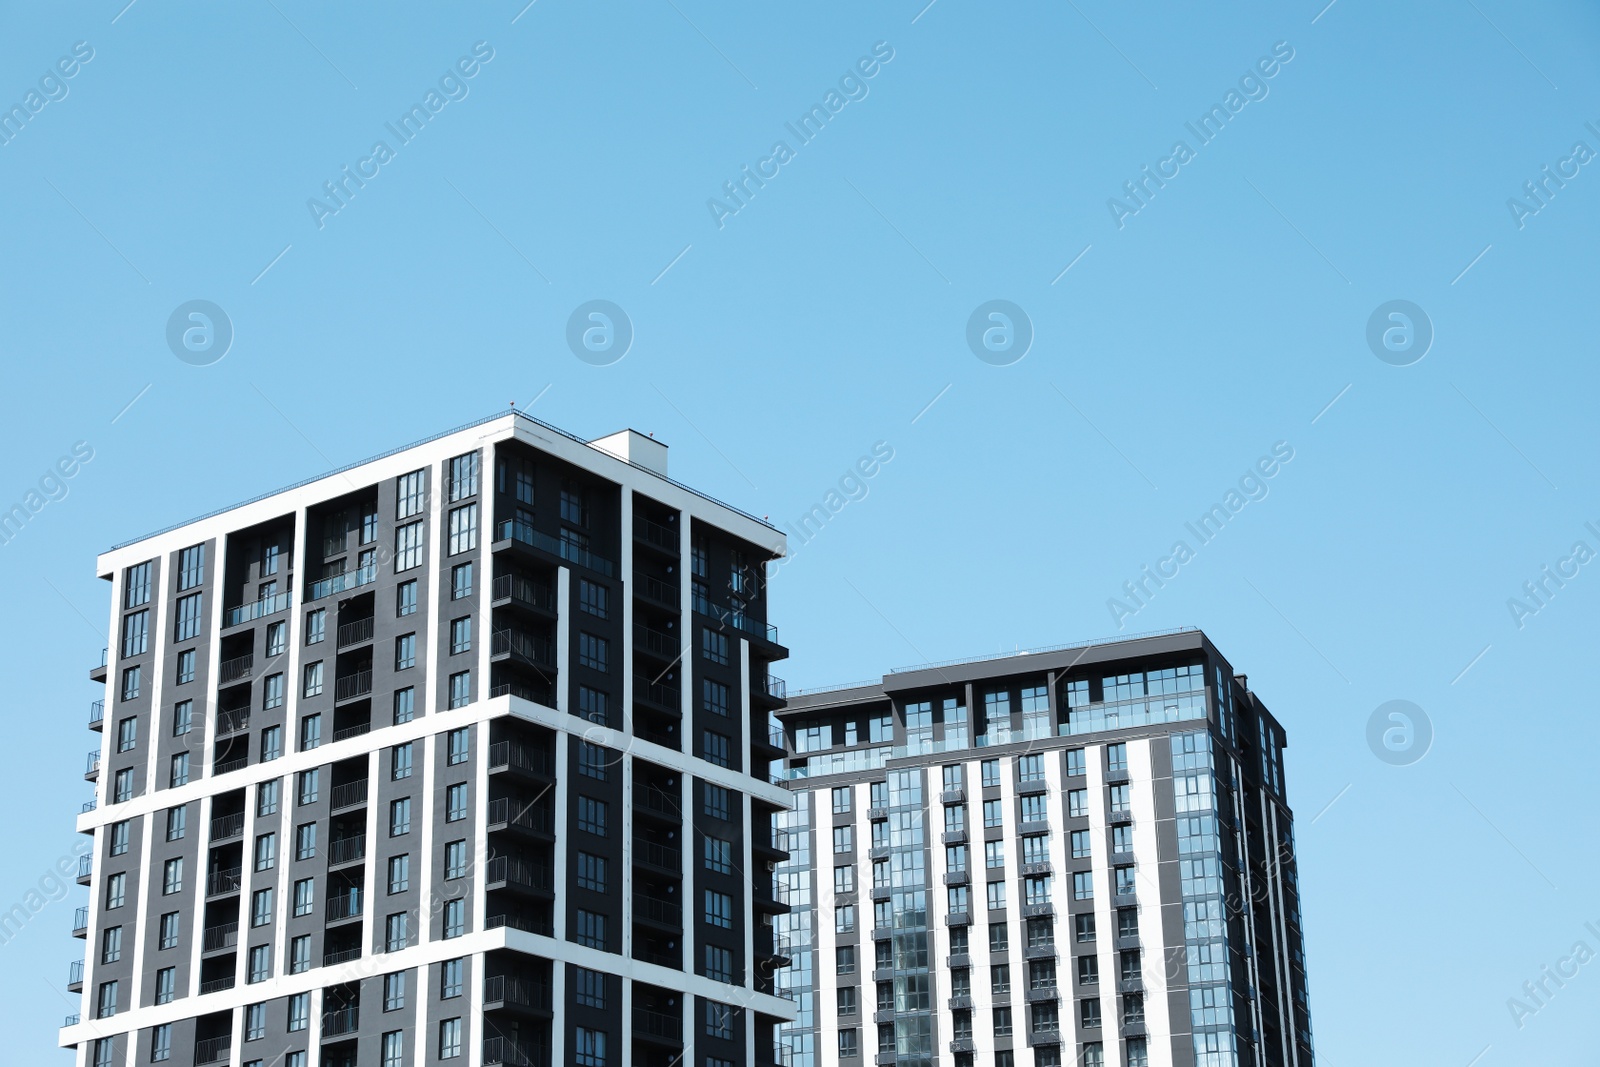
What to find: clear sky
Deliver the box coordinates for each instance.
[2,0,1598,1061]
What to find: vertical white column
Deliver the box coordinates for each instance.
[1130,738,1172,1067]
[363,750,382,954]
[551,730,569,942]
[306,986,324,1067]
[554,569,570,714]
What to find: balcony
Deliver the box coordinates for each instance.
[216,707,250,736]
[1017,778,1050,796]
[691,594,782,648]
[224,592,290,629]
[483,1035,538,1067]
[634,624,680,662]
[309,565,376,602]
[1020,860,1052,877]
[1026,1027,1064,1047]
[492,573,555,615]
[334,670,373,703]
[1022,902,1055,918]
[199,975,236,994]
[336,616,375,648]
[940,787,966,804]
[485,855,554,895]
[632,572,679,611]
[66,959,83,992]
[752,722,785,761]
[636,786,680,820]
[634,675,680,715]
[495,518,615,577]
[948,994,972,1010]
[72,906,87,938]
[218,652,253,685]
[488,741,555,780]
[214,755,248,776]
[486,796,554,837]
[945,910,972,926]
[195,1036,232,1064]
[943,869,970,886]
[323,946,362,966]
[491,628,556,670]
[328,835,366,867]
[1026,984,1060,1003]
[327,889,364,922]
[89,647,108,683]
[761,673,787,702]
[1024,942,1058,961]
[332,721,371,743]
[64,1013,79,1027]
[634,1006,683,1047]
[941,829,968,845]
[83,750,99,781]
[210,812,245,842]
[633,892,683,929]
[88,699,104,730]
[752,826,791,862]
[484,974,552,1015]
[949,1037,976,1054]
[201,922,238,953]
[330,779,370,811]
[634,840,681,874]
[76,855,92,884]
[633,515,679,555]
[322,1005,358,1037]
[81,798,97,813]
[207,867,242,897]
[1110,807,1134,824]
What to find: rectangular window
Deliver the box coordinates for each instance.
[577,632,608,671]
[701,629,729,665]
[447,727,470,765]
[574,1027,605,1067]
[1073,871,1094,901]
[837,945,857,975]
[449,670,472,709]
[448,452,479,501]
[289,934,310,973]
[1106,742,1128,773]
[574,966,606,1008]
[295,822,317,861]
[396,633,416,670]
[389,854,411,894]
[577,740,609,780]
[259,724,282,761]
[983,798,1003,828]
[445,840,468,880]
[704,945,734,984]
[1017,753,1044,782]
[298,768,320,804]
[578,578,608,618]
[253,833,276,872]
[987,881,1007,910]
[162,857,183,894]
[117,717,136,752]
[169,753,189,788]
[266,621,286,656]
[1066,748,1086,776]
[393,687,415,725]
[172,700,192,736]
[257,779,279,817]
[263,672,284,710]
[291,881,311,919]
[122,609,149,657]
[252,888,273,926]
[176,649,195,685]
[702,678,729,718]
[576,796,608,836]
[449,616,472,655]
[390,798,411,836]
[288,991,309,1030]
[574,908,607,950]
[391,743,413,780]
[246,1002,266,1040]
[383,972,406,1011]
[1109,783,1132,814]
[575,850,606,891]
[705,889,734,928]
[121,666,140,702]
[108,821,129,856]
[306,608,326,644]
[440,958,464,999]
[438,1018,462,1059]
[704,837,732,874]
[702,729,731,768]
[394,521,424,573]
[249,945,271,984]
[101,925,121,963]
[577,684,609,726]
[397,470,426,518]
[704,783,731,820]
[174,594,202,641]
[1068,789,1089,818]
[396,580,417,616]
[451,562,474,599]
[178,545,205,590]
[386,912,409,952]
[1020,793,1048,824]
[381,1030,404,1067]
[834,825,854,853]
[443,898,465,938]
[1071,829,1092,858]
[96,980,118,1019]
[447,503,478,555]
[831,787,852,814]
[446,783,468,821]
[303,661,323,697]
[158,911,178,947]
[985,840,1004,869]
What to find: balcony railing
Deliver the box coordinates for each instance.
[67,960,83,988]
[327,889,363,921]
[88,699,104,729]
[337,616,375,648]
[216,706,250,735]
[328,835,366,866]
[77,855,92,881]
[323,946,362,966]
[492,573,554,612]
[633,893,682,927]
[495,518,615,577]
[634,675,680,711]
[634,1006,683,1042]
[487,742,555,779]
[224,592,290,628]
[207,867,241,896]
[309,564,376,602]
[632,572,679,608]
[485,855,554,893]
[483,973,552,1012]
[81,798,97,813]
[334,670,373,702]
[634,623,680,659]
[214,756,248,776]
[636,786,680,819]
[765,674,787,700]
[636,840,681,872]
[209,812,244,841]
[63,1013,79,1027]
[330,779,369,810]
[198,975,235,994]
[322,1005,358,1036]
[84,750,100,777]
[332,721,371,743]
[201,922,238,952]
[491,628,556,669]
[482,1035,536,1067]
[194,1036,231,1063]
[72,906,88,935]
[218,653,253,684]
[692,592,780,644]
[633,515,679,553]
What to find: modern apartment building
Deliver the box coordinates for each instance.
[770,629,1313,1067]
[62,411,798,1067]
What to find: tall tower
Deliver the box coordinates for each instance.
[62,411,796,1067]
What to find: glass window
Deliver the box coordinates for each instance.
[176,649,196,685]
[395,521,424,573]
[172,700,192,736]
[384,972,406,1011]
[451,562,474,599]
[306,608,326,644]
[394,687,415,725]
[177,545,205,590]
[396,580,417,616]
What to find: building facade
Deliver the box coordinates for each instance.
[62,412,797,1067]
[772,630,1313,1067]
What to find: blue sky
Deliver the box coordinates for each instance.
[3,0,1599,1061]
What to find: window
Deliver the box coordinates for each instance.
[449,670,472,708]
[396,580,417,616]
[177,544,205,590]
[306,608,326,644]
[948,885,970,914]
[254,833,275,872]
[114,716,136,753]
[252,888,274,926]
[108,821,129,856]
[433,957,464,1000]
[395,521,424,572]
[1076,913,1097,944]
[95,980,118,1019]
[171,699,193,737]
[289,934,310,973]
[120,666,140,702]
[1121,950,1142,981]
[577,740,609,780]
[1025,874,1052,906]
[101,925,121,964]
[1106,742,1128,772]
[1073,871,1094,900]
[983,799,1003,828]
[151,1026,175,1067]
[1017,753,1044,782]
[298,768,320,804]
[391,742,413,780]
[249,944,271,983]
[388,854,410,894]
[394,687,415,725]
[704,837,733,874]
[383,972,406,1011]
[449,616,472,655]
[390,798,412,836]
[701,629,729,665]
[1020,793,1048,824]
[946,843,967,872]
[396,633,416,670]
[122,610,149,657]
[573,1026,605,1067]
[158,911,178,948]
[257,779,280,816]
[578,578,608,618]
[1071,829,1092,858]
[292,878,315,917]
[261,724,283,761]
[835,904,856,933]
[993,1005,1012,1037]
[303,661,323,697]
[1113,824,1134,854]
[834,825,854,853]
[1109,783,1132,814]
[125,559,153,607]
[706,889,734,927]
[382,1031,404,1067]
[397,470,426,518]
[1066,747,1086,776]
[990,922,1009,952]
[837,945,857,975]
[386,912,409,952]
[944,805,966,834]
[295,822,317,860]
[577,632,608,671]
[832,787,852,814]
[1068,788,1089,818]
[447,503,478,555]
[174,593,202,641]
[574,966,606,1008]
[1115,865,1137,896]
[576,796,607,836]
[176,649,196,685]
[1077,954,1101,986]
[263,672,284,710]
[446,783,468,821]
[702,729,731,767]
[162,857,183,894]
[574,908,607,950]
[1118,907,1139,938]
[704,783,731,820]
[703,678,728,717]
[266,621,286,656]
[288,991,310,1030]
[575,850,606,891]
[100,870,121,909]
[704,945,734,983]
[112,767,133,803]
[441,728,469,767]
[984,840,1004,870]
[169,752,189,788]
[438,1017,462,1059]
[1081,997,1103,1028]
[987,881,1007,910]
[443,898,465,938]
[246,1002,266,1040]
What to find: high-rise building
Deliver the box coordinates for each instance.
[62,411,797,1067]
[771,629,1313,1067]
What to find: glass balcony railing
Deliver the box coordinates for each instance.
[223,593,290,628]
[309,565,376,602]
[495,519,614,577]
